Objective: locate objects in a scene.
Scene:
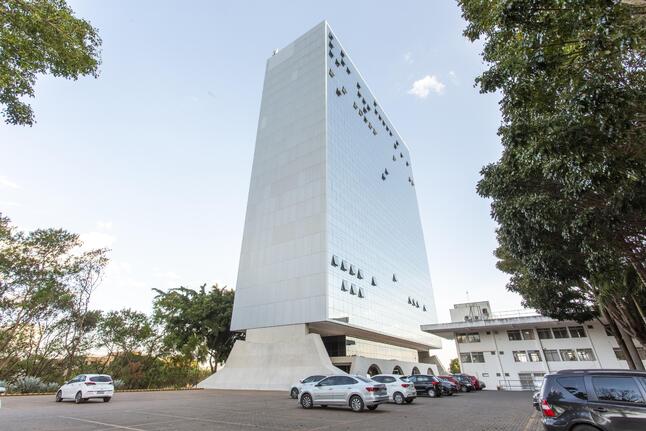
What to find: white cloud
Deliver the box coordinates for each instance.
[403,52,413,64]
[80,231,116,249]
[0,176,19,189]
[407,75,446,98]
[97,220,113,230]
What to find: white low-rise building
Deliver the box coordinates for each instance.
[422,301,646,390]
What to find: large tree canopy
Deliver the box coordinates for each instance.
[459,0,646,367]
[0,0,101,125]
[153,284,242,373]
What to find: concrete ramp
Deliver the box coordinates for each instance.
[198,325,342,390]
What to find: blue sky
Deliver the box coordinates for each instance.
[0,1,524,362]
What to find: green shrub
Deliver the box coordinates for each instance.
[11,376,47,393]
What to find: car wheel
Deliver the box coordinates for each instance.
[427,388,436,398]
[367,405,378,411]
[55,391,63,402]
[405,398,414,404]
[103,397,111,402]
[393,391,405,405]
[74,391,83,404]
[290,388,299,399]
[349,395,364,412]
[460,386,468,393]
[300,393,313,409]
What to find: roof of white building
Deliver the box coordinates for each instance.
[420,315,577,339]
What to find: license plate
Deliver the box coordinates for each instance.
[97,391,104,394]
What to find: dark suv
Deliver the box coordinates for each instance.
[407,375,443,398]
[539,369,646,431]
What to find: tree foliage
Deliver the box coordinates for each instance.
[153,284,243,373]
[458,0,646,368]
[0,0,102,125]
[450,358,461,374]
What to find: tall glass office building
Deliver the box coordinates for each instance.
[200,21,443,390]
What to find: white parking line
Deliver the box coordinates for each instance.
[126,410,293,431]
[59,416,147,431]
[90,418,188,431]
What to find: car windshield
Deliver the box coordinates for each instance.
[399,376,410,382]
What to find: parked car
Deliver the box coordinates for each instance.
[532,390,540,411]
[539,369,646,431]
[371,374,417,404]
[290,375,328,399]
[439,375,468,392]
[478,379,486,390]
[0,382,5,395]
[299,375,388,412]
[450,374,474,392]
[437,377,457,395]
[56,374,114,403]
[406,375,443,398]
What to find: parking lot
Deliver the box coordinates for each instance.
[1,389,541,431]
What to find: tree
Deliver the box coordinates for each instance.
[153,284,242,373]
[450,358,461,374]
[458,0,646,366]
[0,212,109,380]
[0,0,102,125]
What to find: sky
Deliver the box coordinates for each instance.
[0,1,526,365]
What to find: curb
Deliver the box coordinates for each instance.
[0,387,203,397]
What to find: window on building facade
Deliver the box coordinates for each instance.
[513,351,528,362]
[423,305,427,312]
[392,273,397,282]
[471,352,485,363]
[331,255,339,267]
[482,373,489,377]
[552,327,569,339]
[528,350,542,362]
[576,349,595,361]
[467,333,480,343]
[560,349,577,361]
[537,328,553,339]
[341,280,348,292]
[460,353,472,363]
[356,269,363,279]
[496,373,501,377]
[371,276,377,286]
[456,333,466,343]
[613,348,626,361]
[543,349,560,362]
[521,329,535,340]
[349,284,356,295]
[490,351,496,355]
[507,330,522,341]
[328,68,335,78]
[358,287,364,298]
[349,265,356,275]
[569,326,586,338]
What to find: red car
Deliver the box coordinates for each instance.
[439,375,466,392]
[453,373,481,390]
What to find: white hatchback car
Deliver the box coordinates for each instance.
[290,374,328,399]
[56,374,114,403]
[372,374,417,404]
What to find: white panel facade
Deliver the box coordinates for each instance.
[231,23,328,330]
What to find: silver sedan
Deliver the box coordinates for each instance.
[299,375,388,412]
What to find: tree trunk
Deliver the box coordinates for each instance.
[601,305,637,370]
[621,327,645,371]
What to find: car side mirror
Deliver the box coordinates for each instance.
[299,379,304,383]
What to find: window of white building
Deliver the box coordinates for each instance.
[513,351,529,362]
[553,327,569,339]
[560,349,577,361]
[576,348,596,361]
[460,353,472,363]
[537,328,553,339]
[521,329,535,340]
[471,352,485,363]
[507,330,522,341]
[543,349,561,362]
[528,350,542,362]
[569,326,586,338]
